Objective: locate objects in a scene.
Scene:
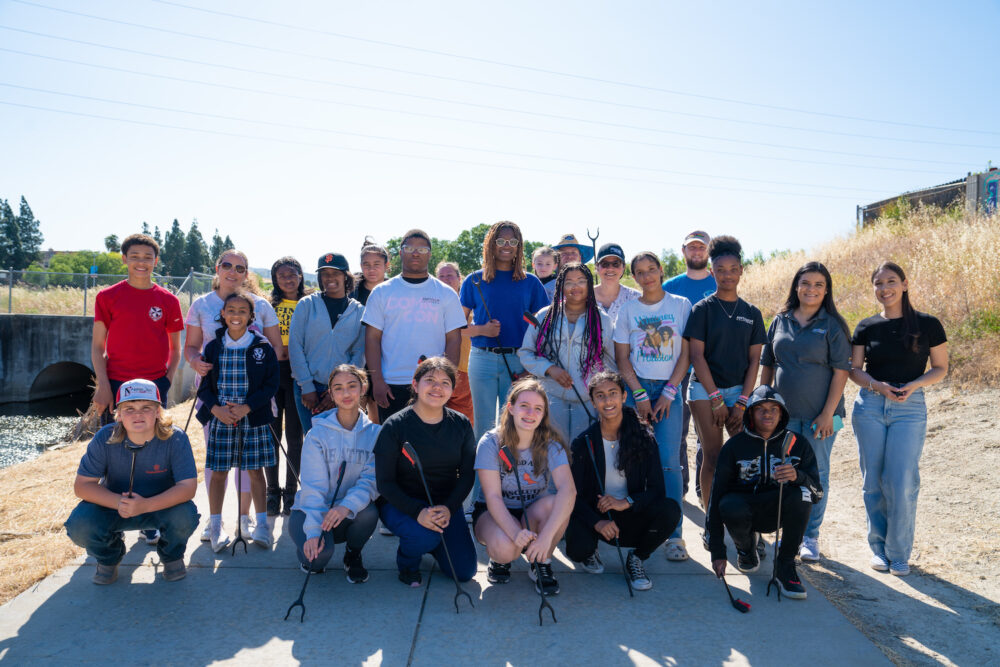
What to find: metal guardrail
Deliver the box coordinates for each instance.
[2,268,215,316]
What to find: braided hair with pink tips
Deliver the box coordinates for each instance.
[534,262,607,382]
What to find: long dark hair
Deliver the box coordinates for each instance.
[587,371,657,474]
[872,261,920,353]
[270,256,306,307]
[534,263,607,381]
[781,261,849,336]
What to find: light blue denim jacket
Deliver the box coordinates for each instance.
[288,293,365,393]
[518,305,617,403]
[292,408,380,540]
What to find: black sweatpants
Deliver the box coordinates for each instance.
[565,496,681,562]
[377,384,414,423]
[265,360,304,496]
[718,488,812,563]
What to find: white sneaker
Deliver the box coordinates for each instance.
[251,521,273,549]
[664,537,689,562]
[200,523,211,542]
[870,553,890,572]
[209,524,230,553]
[799,537,820,562]
[378,522,394,536]
[239,515,253,539]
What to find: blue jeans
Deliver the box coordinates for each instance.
[65,500,200,565]
[786,418,838,540]
[467,347,525,442]
[626,378,684,539]
[380,503,478,581]
[293,380,328,439]
[548,393,595,445]
[852,388,927,563]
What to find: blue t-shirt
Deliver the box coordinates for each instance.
[663,273,717,306]
[460,269,549,348]
[77,424,198,498]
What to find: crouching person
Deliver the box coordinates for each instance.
[565,372,681,591]
[289,365,380,583]
[65,379,199,584]
[708,385,822,600]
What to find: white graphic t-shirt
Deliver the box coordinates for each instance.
[361,275,467,384]
[613,292,691,380]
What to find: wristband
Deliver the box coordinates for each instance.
[632,388,648,400]
[737,395,749,406]
[660,384,677,401]
[707,389,722,399]
[635,392,650,403]
[711,401,726,411]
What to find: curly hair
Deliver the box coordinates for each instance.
[496,377,569,476]
[708,235,742,264]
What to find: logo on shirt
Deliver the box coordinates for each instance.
[421,297,440,305]
[148,306,163,321]
[812,328,826,334]
[252,348,265,362]
[736,315,754,326]
[145,463,168,475]
[523,471,537,485]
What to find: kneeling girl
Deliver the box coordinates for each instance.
[289,364,380,582]
[473,377,576,595]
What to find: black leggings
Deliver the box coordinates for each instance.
[565,496,681,562]
[265,360,304,495]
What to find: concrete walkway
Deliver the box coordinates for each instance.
[0,486,889,666]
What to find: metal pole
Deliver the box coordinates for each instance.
[83,273,88,317]
[188,268,194,308]
[8,266,12,314]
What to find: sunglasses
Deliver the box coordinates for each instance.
[495,238,520,248]
[219,261,247,274]
[401,244,432,255]
[598,259,622,269]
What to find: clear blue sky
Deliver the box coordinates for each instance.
[1,0,996,271]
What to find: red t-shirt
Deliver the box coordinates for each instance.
[94,281,184,382]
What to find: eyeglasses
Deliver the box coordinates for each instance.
[598,259,622,269]
[495,238,520,248]
[401,244,431,255]
[219,261,247,274]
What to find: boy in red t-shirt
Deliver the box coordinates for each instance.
[91,233,184,415]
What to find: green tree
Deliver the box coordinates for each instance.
[660,248,684,279]
[104,234,119,253]
[161,219,186,275]
[16,197,43,269]
[141,221,151,236]
[523,240,545,268]
[209,228,226,262]
[447,223,490,275]
[222,235,234,254]
[183,219,210,272]
[0,199,21,269]
[153,225,163,248]
[384,235,449,277]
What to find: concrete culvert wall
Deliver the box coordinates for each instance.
[29,361,94,402]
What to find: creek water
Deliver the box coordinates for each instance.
[0,391,92,468]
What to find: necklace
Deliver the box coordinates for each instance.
[716,297,740,319]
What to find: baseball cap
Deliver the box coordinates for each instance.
[317,252,350,272]
[682,231,711,247]
[116,379,161,405]
[596,243,625,263]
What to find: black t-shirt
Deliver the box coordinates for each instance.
[321,295,348,330]
[353,283,372,306]
[683,295,767,388]
[852,311,946,384]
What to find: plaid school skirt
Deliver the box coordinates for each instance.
[205,346,276,472]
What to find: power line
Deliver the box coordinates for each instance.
[0,46,964,178]
[0,99,872,201]
[0,81,895,194]
[142,0,998,137]
[0,27,986,165]
[10,0,998,143]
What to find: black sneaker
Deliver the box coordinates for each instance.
[281,491,295,517]
[266,491,281,517]
[398,568,422,587]
[528,561,559,596]
[736,548,760,574]
[625,550,652,591]
[344,549,369,584]
[487,560,511,584]
[776,561,807,599]
[299,562,326,574]
[755,533,767,561]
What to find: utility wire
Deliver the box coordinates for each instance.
[0,27,986,164]
[10,0,998,140]
[0,81,895,194]
[0,47,963,178]
[140,0,996,137]
[0,99,872,201]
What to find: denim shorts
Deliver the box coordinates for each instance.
[688,380,741,406]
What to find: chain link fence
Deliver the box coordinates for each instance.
[1,269,215,316]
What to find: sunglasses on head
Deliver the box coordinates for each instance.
[219,261,247,274]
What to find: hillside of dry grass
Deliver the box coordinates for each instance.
[740,205,1000,386]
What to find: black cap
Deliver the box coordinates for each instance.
[317,252,350,272]
[596,243,625,262]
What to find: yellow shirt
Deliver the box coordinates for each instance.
[275,298,298,346]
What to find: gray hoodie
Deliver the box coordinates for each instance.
[288,293,365,393]
[292,408,380,540]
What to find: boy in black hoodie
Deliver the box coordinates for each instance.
[708,385,821,599]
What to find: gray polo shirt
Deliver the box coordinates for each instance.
[760,309,851,420]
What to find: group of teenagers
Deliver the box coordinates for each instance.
[65,221,948,602]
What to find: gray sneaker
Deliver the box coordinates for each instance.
[92,563,119,585]
[163,559,187,582]
[579,551,604,574]
[625,550,652,591]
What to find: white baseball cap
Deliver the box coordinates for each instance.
[116,379,161,405]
